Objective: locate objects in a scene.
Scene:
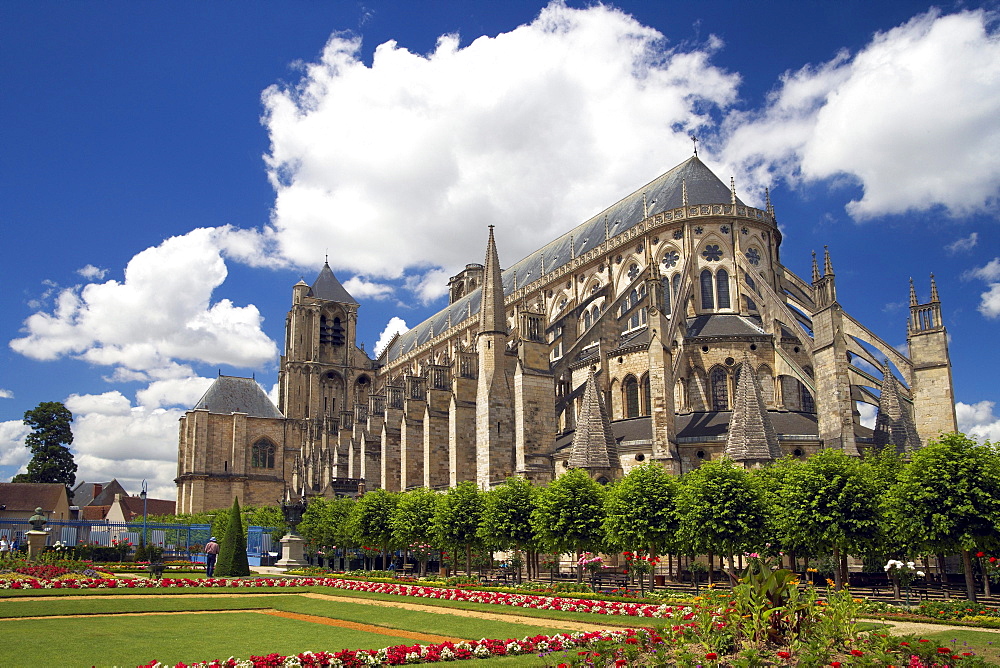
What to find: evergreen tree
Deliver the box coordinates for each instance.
[12,401,77,490]
[214,497,251,577]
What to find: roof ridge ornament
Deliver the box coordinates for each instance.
[690,134,698,157]
[930,273,940,302]
[909,278,918,306]
[730,176,737,206]
[811,251,820,283]
[682,179,689,208]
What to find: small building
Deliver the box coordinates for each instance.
[0,483,71,521]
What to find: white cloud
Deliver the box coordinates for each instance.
[374,316,409,357]
[135,376,215,410]
[76,264,107,280]
[261,2,740,298]
[10,227,279,378]
[342,276,395,300]
[956,400,1000,442]
[963,257,1000,318]
[946,233,978,254]
[0,389,12,399]
[0,421,30,468]
[856,402,877,430]
[723,9,1000,220]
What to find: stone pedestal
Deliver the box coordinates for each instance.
[275,533,309,570]
[26,531,48,561]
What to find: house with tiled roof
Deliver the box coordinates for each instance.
[0,483,71,521]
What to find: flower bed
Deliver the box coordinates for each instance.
[140,629,646,667]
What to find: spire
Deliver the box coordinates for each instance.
[479,226,506,335]
[567,368,618,469]
[309,261,359,305]
[909,278,918,306]
[811,251,821,283]
[930,273,940,302]
[764,187,773,216]
[873,361,922,455]
[725,354,781,463]
[823,246,834,276]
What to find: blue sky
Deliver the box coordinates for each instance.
[2,1,999,499]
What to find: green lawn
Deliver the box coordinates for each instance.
[897,628,1000,665]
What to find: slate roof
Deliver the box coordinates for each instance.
[567,370,618,468]
[687,314,767,338]
[0,483,68,512]
[387,156,743,362]
[71,479,128,507]
[310,262,359,305]
[725,356,782,461]
[192,376,284,418]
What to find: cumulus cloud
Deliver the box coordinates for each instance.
[261,2,740,298]
[66,390,184,499]
[956,400,1000,442]
[374,316,409,357]
[856,402,877,430]
[135,376,215,410]
[0,421,30,468]
[76,264,107,280]
[0,389,12,399]
[723,9,1000,220]
[10,227,279,378]
[342,276,395,300]
[963,257,1000,318]
[946,233,978,254]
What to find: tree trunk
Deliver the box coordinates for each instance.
[937,553,949,599]
[840,551,849,590]
[726,552,735,574]
[832,547,843,590]
[465,544,472,577]
[707,552,714,586]
[649,546,657,592]
[981,556,992,597]
[790,551,797,573]
[962,549,979,603]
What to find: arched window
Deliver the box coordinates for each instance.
[624,376,640,418]
[251,440,275,468]
[662,276,672,315]
[672,273,681,299]
[331,317,345,346]
[801,386,815,413]
[757,365,774,406]
[642,374,651,416]
[583,309,592,331]
[710,367,729,411]
[716,269,731,309]
[700,270,714,309]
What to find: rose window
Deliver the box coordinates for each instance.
[746,248,761,266]
[702,244,723,262]
[662,250,680,269]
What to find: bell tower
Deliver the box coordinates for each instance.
[906,276,957,444]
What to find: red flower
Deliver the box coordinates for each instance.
[991,557,997,563]
[937,647,951,654]
[977,551,986,557]
[777,651,791,659]
[705,653,718,660]
[830,663,841,667]
[850,650,864,657]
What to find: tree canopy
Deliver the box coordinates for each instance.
[603,463,678,556]
[532,468,606,557]
[13,401,77,489]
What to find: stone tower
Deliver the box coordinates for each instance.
[907,276,957,445]
[476,226,514,488]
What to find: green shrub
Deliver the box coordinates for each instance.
[214,498,250,577]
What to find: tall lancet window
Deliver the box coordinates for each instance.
[700,270,714,309]
[716,269,731,309]
[710,367,729,411]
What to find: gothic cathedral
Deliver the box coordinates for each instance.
[175,155,957,513]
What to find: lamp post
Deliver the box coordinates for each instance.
[140,479,148,547]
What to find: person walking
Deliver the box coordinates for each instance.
[0,535,9,556]
[205,536,220,577]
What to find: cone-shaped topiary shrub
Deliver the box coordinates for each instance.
[214,497,250,577]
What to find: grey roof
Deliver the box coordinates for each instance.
[310,262,358,305]
[387,156,741,362]
[192,376,284,418]
[687,314,766,338]
[71,479,128,507]
[725,356,782,461]
[677,410,819,438]
[873,363,921,454]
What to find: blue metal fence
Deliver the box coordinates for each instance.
[0,519,277,563]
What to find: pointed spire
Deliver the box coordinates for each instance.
[873,361,922,455]
[823,246,834,276]
[730,176,737,206]
[930,273,940,302]
[682,179,689,208]
[479,226,506,335]
[811,251,821,283]
[567,368,618,469]
[725,354,781,463]
[764,187,772,216]
[909,278,918,306]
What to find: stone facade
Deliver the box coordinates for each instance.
[176,155,958,512]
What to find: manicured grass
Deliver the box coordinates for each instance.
[904,628,1000,665]
[0,612,413,667]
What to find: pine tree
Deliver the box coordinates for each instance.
[214,497,251,577]
[12,401,77,491]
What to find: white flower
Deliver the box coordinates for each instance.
[916,571,925,577]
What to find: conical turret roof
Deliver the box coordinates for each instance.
[309,262,358,305]
[725,355,781,462]
[568,369,618,469]
[873,362,922,455]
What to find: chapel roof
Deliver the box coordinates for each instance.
[309,262,359,306]
[191,376,284,419]
[0,483,68,512]
[386,156,744,362]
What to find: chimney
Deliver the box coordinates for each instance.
[93,483,102,497]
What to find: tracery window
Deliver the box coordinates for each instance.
[251,440,275,469]
[700,270,714,309]
[801,386,815,413]
[624,376,640,418]
[710,367,729,411]
[662,250,680,269]
[702,244,723,261]
[716,269,731,309]
[627,263,640,281]
[661,276,672,315]
[746,248,761,266]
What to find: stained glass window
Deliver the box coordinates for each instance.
[628,263,640,281]
[251,440,275,468]
[717,269,731,309]
[673,229,683,239]
[624,376,640,418]
[702,244,723,261]
[746,248,761,266]
[711,367,729,411]
[662,250,680,269]
[720,225,730,234]
[700,270,714,309]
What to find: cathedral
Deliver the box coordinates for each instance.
[175,155,957,513]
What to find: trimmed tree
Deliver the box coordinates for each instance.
[675,458,768,574]
[350,488,398,569]
[884,433,1000,602]
[776,448,882,589]
[478,476,539,579]
[391,487,440,575]
[532,468,606,581]
[603,463,679,588]
[13,401,77,490]
[214,497,251,577]
[434,481,484,575]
